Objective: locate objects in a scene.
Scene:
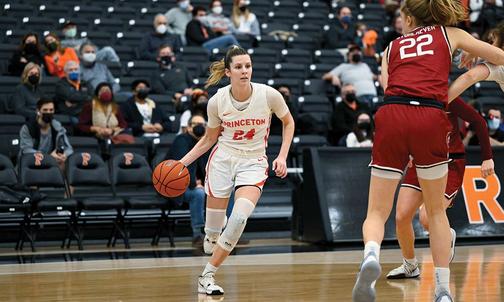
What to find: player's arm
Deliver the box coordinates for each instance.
[267,88,295,179]
[180,98,221,167]
[447,27,504,66]
[448,64,490,102]
[449,97,494,177]
[381,47,389,91]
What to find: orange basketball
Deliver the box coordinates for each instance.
[152,160,190,197]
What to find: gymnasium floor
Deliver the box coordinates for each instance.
[0,239,502,301]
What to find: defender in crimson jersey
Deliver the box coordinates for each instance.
[386,97,495,280]
[353,1,504,302]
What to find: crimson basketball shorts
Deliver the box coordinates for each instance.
[204,145,269,198]
[370,104,452,174]
[401,158,466,203]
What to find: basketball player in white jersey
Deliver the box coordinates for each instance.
[179,46,295,296]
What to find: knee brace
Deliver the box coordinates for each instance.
[217,198,255,252]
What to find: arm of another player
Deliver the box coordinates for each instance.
[447,27,504,68]
[447,64,490,102]
[179,98,222,167]
[267,88,295,179]
[449,97,494,177]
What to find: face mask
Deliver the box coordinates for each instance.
[99,91,113,103]
[239,5,247,12]
[46,41,58,52]
[41,113,54,124]
[212,6,223,15]
[192,124,206,138]
[345,93,357,103]
[24,43,38,54]
[82,52,96,63]
[341,15,352,24]
[352,53,362,63]
[488,118,501,130]
[64,28,77,38]
[28,74,39,85]
[179,0,189,10]
[358,122,370,131]
[156,24,167,34]
[160,55,173,66]
[68,71,79,81]
[137,88,149,100]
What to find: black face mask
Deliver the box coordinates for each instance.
[345,93,357,103]
[137,88,149,100]
[352,53,362,63]
[357,122,370,131]
[160,55,173,66]
[41,113,54,124]
[239,5,247,12]
[46,41,58,52]
[24,43,38,54]
[28,74,39,85]
[192,124,206,138]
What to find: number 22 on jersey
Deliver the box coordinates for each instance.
[232,129,256,141]
[399,34,434,59]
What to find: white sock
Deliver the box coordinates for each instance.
[202,263,218,276]
[404,257,418,267]
[435,267,450,296]
[364,241,380,262]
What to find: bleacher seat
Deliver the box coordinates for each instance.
[314,49,345,64]
[92,18,125,33]
[476,82,502,97]
[267,78,302,96]
[280,48,312,64]
[68,136,101,154]
[260,22,292,35]
[19,17,54,31]
[126,60,159,77]
[179,46,209,63]
[296,11,328,26]
[308,63,334,79]
[274,62,307,79]
[297,95,332,113]
[257,35,285,50]
[114,31,145,47]
[287,35,318,51]
[248,47,279,64]
[2,3,34,18]
[0,114,24,134]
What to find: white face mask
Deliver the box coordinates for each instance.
[179,0,190,10]
[156,24,167,34]
[82,52,96,63]
[212,6,223,15]
[64,28,77,38]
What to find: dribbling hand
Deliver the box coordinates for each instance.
[272,156,287,179]
[481,159,495,178]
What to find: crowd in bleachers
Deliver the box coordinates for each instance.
[0,0,503,250]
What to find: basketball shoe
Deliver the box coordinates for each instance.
[352,251,381,302]
[434,290,453,302]
[449,228,456,263]
[198,272,224,295]
[386,259,420,279]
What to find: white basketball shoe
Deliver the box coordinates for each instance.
[352,251,381,302]
[386,260,420,279]
[449,228,456,263]
[198,272,224,295]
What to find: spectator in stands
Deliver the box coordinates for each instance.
[150,45,194,100]
[43,33,79,78]
[120,79,172,137]
[54,61,93,123]
[13,63,45,119]
[322,45,377,107]
[179,88,208,133]
[60,21,120,63]
[270,85,299,135]
[330,83,370,145]
[206,0,236,36]
[165,0,194,42]
[166,113,208,247]
[19,98,73,171]
[77,82,128,140]
[139,14,182,61]
[186,6,239,52]
[487,108,504,144]
[383,15,403,50]
[322,6,356,49]
[8,33,44,77]
[355,23,379,56]
[346,112,374,148]
[79,42,120,93]
[231,0,261,37]
[470,0,503,37]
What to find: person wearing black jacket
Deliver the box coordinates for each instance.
[12,63,45,119]
[120,79,172,137]
[185,6,239,52]
[166,114,208,247]
[54,60,93,122]
[8,33,44,77]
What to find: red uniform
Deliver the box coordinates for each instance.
[401,98,493,201]
[370,26,453,173]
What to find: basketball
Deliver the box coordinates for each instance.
[152,160,190,197]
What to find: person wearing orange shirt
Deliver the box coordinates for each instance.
[43,33,79,78]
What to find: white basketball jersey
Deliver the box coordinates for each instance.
[214,83,272,156]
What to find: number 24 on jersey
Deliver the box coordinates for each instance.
[232,129,256,141]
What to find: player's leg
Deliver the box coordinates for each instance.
[387,187,423,279]
[203,196,229,254]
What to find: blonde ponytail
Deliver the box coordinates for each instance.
[402,0,466,26]
[205,59,226,88]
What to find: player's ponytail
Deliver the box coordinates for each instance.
[401,0,466,26]
[205,45,249,88]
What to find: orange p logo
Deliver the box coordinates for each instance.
[124,153,134,166]
[461,166,504,224]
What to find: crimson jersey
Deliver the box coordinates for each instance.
[386,26,452,104]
